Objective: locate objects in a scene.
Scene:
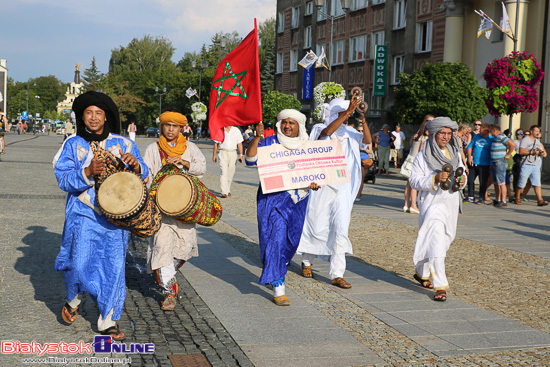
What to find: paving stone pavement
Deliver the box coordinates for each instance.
[1,134,550,367]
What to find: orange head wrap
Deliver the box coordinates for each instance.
[158,112,188,158]
[159,111,188,126]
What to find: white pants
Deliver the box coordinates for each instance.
[301,252,346,280]
[157,259,185,286]
[415,257,448,290]
[68,293,115,331]
[129,132,136,141]
[219,150,238,195]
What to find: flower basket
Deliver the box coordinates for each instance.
[313,82,346,121]
[484,52,543,116]
[191,102,207,123]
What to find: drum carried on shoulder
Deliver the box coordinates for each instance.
[92,143,162,238]
[150,163,222,226]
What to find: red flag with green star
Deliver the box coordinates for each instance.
[209,20,262,142]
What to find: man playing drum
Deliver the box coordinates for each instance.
[143,109,207,310]
[53,91,148,341]
[245,110,319,306]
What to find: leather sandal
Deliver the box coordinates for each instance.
[301,263,313,278]
[537,200,548,207]
[61,302,79,324]
[434,290,447,302]
[100,326,126,341]
[272,295,290,306]
[413,274,433,289]
[331,277,352,289]
[161,294,176,311]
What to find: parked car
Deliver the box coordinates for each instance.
[56,128,65,135]
[145,127,160,137]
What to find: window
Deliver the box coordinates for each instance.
[290,50,298,72]
[304,26,312,48]
[394,0,407,29]
[372,0,385,4]
[291,7,300,28]
[349,35,367,62]
[331,40,346,65]
[331,0,346,17]
[392,55,405,84]
[351,0,368,11]
[370,96,382,116]
[371,31,385,58]
[277,12,284,33]
[305,1,314,15]
[416,21,432,52]
[317,1,328,21]
[276,53,283,73]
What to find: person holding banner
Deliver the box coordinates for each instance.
[297,96,366,289]
[143,109,206,310]
[245,110,320,306]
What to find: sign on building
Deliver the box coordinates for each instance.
[302,67,313,100]
[373,45,387,97]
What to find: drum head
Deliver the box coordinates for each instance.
[98,172,145,216]
[156,174,194,216]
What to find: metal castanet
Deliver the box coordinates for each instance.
[351,86,368,114]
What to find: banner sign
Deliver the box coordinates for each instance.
[256,140,350,194]
[373,45,387,97]
[302,66,313,100]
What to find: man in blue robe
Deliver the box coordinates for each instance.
[245,109,319,306]
[53,91,148,340]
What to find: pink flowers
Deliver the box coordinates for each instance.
[484,51,543,116]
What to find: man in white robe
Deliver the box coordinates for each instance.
[143,110,206,310]
[297,96,367,288]
[409,117,466,301]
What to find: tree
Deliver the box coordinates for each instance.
[82,57,104,92]
[391,62,488,125]
[109,35,176,75]
[259,17,276,94]
[262,91,301,124]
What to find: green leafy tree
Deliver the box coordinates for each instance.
[6,77,65,119]
[262,91,301,124]
[82,57,104,92]
[259,17,276,94]
[391,62,488,125]
[109,35,176,75]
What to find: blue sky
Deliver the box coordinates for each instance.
[2,0,276,83]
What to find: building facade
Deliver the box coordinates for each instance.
[275,0,549,139]
[275,0,446,125]
[0,59,7,115]
[57,65,83,115]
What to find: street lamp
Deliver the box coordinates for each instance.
[34,95,40,125]
[155,87,167,116]
[192,60,209,101]
[314,0,351,81]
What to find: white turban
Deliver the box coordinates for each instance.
[276,109,309,150]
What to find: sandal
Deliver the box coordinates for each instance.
[413,274,433,289]
[331,277,352,289]
[61,303,79,324]
[434,290,447,302]
[537,200,548,207]
[513,199,523,205]
[301,263,313,278]
[100,326,126,341]
[161,294,176,311]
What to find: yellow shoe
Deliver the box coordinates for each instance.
[272,295,290,306]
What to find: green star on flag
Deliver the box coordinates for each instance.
[211,61,248,108]
[209,20,262,143]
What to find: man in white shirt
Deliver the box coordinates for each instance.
[391,125,406,168]
[213,126,244,198]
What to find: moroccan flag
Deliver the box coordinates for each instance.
[209,20,262,142]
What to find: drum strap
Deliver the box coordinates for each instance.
[157,143,170,166]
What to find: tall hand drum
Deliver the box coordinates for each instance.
[150,164,222,226]
[92,143,161,238]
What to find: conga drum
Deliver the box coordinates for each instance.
[150,164,222,226]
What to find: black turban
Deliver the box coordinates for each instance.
[72,91,121,140]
